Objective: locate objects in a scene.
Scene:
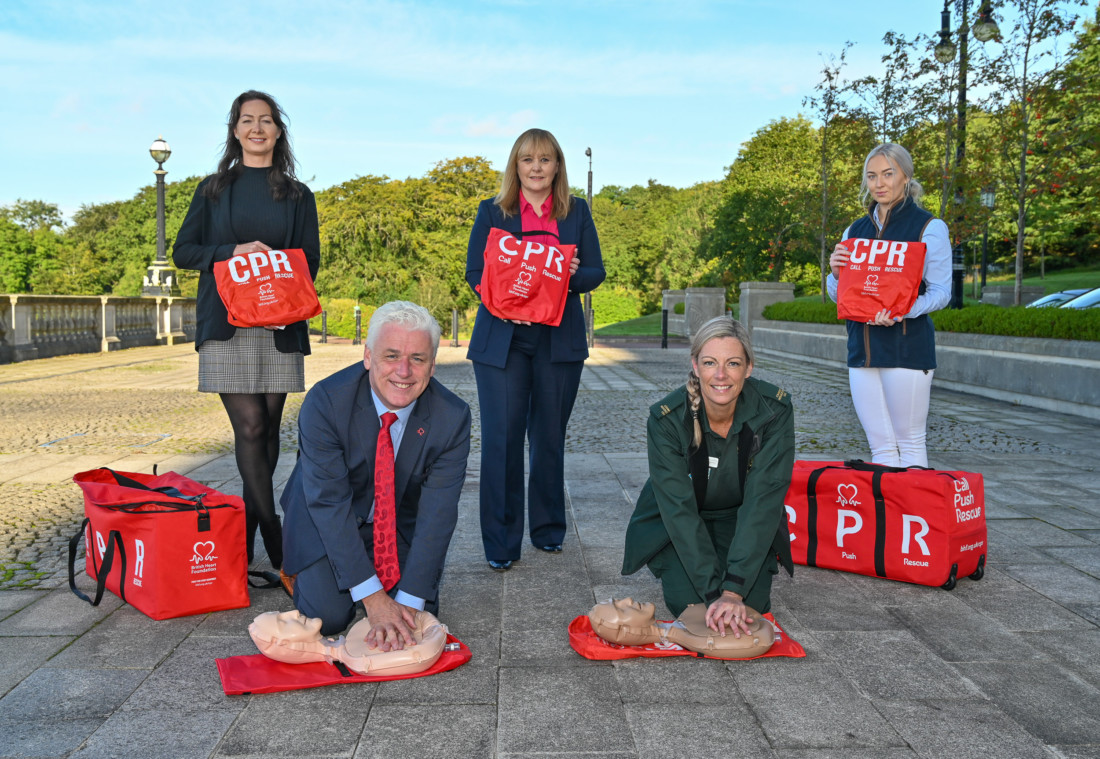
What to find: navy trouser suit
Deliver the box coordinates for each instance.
[465,197,605,561]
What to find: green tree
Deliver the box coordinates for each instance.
[701,117,822,300]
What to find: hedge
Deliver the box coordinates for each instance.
[761,300,1100,341]
[591,287,643,327]
[310,298,376,340]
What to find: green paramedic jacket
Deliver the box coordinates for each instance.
[621,377,795,603]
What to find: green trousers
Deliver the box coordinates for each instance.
[647,517,777,617]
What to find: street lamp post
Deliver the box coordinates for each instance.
[980,186,996,291]
[584,147,594,348]
[143,136,181,296]
[934,0,999,309]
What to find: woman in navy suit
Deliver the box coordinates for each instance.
[465,128,605,570]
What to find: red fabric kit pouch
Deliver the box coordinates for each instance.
[215,635,472,695]
[213,248,321,328]
[568,613,806,661]
[837,238,926,322]
[478,228,575,326]
[68,468,249,620]
[783,459,987,589]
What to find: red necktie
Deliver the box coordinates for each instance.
[373,412,400,591]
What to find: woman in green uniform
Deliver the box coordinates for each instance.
[622,316,794,636]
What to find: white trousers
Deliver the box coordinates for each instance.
[848,367,934,467]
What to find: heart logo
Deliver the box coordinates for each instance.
[865,274,879,286]
[192,541,217,563]
[837,483,858,506]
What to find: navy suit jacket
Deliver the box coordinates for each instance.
[465,196,606,368]
[280,363,471,602]
[172,174,320,353]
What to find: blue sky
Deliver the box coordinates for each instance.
[0,0,1079,220]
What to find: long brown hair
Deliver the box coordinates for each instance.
[494,128,572,220]
[203,90,301,202]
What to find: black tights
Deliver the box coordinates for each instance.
[220,392,287,569]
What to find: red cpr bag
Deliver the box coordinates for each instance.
[783,460,986,589]
[837,238,926,322]
[477,228,575,326]
[68,468,250,620]
[213,248,321,328]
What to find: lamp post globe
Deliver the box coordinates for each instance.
[149,136,171,167]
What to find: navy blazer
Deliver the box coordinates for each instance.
[172,175,320,353]
[465,196,606,368]
[280,363,471,602]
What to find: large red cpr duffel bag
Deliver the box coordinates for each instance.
[68,468,250,619]
[783,460,986,589]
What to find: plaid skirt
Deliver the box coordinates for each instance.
[197,327,305,394]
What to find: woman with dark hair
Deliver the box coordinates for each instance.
[465,128,605,571]
[622,316,794,635]
[827,143,951,467]
[173,90,320,571]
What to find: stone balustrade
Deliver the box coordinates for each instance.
[0,295,195,364]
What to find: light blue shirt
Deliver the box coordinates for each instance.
[348,389,424,610]
[826,206,952,319]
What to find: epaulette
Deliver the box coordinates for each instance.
[751,378,792,407]
[650,388,688,419]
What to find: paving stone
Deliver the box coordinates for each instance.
[45,605,200,668]
[956,567,1095,632]
[0,589,46,614]
[733,660,905,749]
[884,598,1048,663]
[875,698,1053,758]
[955,660,1100,745]
[74,708,240,759]
[0,634,73,697]
[0,667,146,721]
[1001,562,1100,606]
[356,704,495,759]
[0,587,122,636]
[1019,628,1100,691]
[612,656,740,705]
[214,684,372,758]
[625,702,774,758]
[0,717,103,758]
[119,635,256,714]
[813,630,979,700]
[497,667,632,754]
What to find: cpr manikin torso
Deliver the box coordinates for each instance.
[588,598,775,659]
[249,610,448,675]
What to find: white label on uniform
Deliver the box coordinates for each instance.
[708,457,719,469]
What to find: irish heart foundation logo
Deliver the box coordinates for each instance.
[836,483,859,507]
[192,541,217,564]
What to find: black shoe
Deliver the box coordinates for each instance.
[488,559,513,571]
[537,544,563,553]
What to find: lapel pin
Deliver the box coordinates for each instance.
[418,427,425,436]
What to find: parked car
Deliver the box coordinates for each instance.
[1026,288,1090,308]
[1059,288,1100,309]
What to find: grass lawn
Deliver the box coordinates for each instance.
[595,305,741,337]
[982,264,1100,293]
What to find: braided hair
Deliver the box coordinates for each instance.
[687,316,755,450]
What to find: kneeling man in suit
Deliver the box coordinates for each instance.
[281,301,471,650]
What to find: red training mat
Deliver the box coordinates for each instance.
[568,613,805,661]
[216,634,471,695]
